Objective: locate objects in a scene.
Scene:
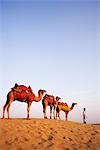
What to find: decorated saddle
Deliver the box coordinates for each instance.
[11,83,35,101]
[12,83,32,93]
[58,102,68,106]
[44,94,54,100]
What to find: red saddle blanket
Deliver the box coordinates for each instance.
[14,90,35,101]
[12,84,35,101]
[45,94,54,99]
[12,84,32,92]
[58,102,68,106]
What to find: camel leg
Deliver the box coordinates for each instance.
[53,106,56,119]
[2,95,12,119]
[2,103,9,119]
[56,108,59,119]
[3,91,14,119]
[7,103,12,119]
[27,102,32,120]
[50,106,52,119]
[6,100,14,119]
[56,111,58,119]
[65,111,68,121]
[43,104,48,119]
[58,111,61,120]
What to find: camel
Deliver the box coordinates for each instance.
[56,102,77,120]
[2,84,46,119]
[42,94,61,119]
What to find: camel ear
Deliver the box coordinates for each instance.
[38,89,46,94]
[56,96,61,100]
[41,90,46,93]
[59,97,61,100]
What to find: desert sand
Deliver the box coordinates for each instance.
[0,118,100,150]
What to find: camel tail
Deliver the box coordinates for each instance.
[42,95,45,105]
[42,101,46,113]
[56,106,59,112]
[3,91,12,107]
[42,99,44,105]
[3,93,9,106]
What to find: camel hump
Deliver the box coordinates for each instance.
[62,102,68,106]
[64,102,68,106]
[56,96,61,101]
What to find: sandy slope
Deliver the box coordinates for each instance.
[0,118,100,150]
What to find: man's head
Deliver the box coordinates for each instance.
[84,108,86,111]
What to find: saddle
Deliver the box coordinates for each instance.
[58,102,68,106]
[11,84,35,101]
[11,83,32,93]
[45,94,55,100]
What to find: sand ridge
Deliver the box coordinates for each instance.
[0,118,100,150]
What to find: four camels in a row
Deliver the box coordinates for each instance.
[2,84,77,120]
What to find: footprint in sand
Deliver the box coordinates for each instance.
[50,128,57,134]
[47,143,54,148]
[24,137,29,142]
[48,135,54,140]
[68,137,72,141]
[5,140,13,145]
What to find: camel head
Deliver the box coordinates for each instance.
[38,89,46,96]
[55,96,61,107]
[33,89,46,102]
[56,96,61,101]
[71,103,77,108]
[72,103,77,106]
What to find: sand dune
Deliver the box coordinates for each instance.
[0,118,100,150]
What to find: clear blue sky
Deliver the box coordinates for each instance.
[0,0,99,123]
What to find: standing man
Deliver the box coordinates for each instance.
[83,108,86,124]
